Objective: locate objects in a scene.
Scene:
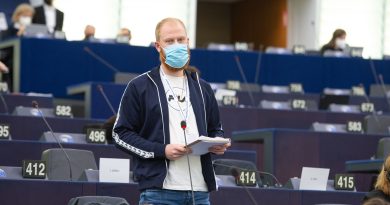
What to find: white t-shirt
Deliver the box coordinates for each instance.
[43,4,56,33]
[160,68,208,192]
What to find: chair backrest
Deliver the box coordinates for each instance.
[207,43,235,51]
[216,175,237,187]
[323,88,351,96]
[304,100,319,111]
[114,72,140,84]
[376,138,390,159]
[0,166,23,179]
[240,83,261,92]
[13,106,54,117]
[213,158,262,186]
[40,132,87,144]
[369,84,390,97]
[265,47,292,55]
[364,115,390,135]
[260,100,291,110]
[328,104,360,113]
[311,122,347,133]
[323,50,348,57]
[42,148,97,181]
[68,196,129,205]
[24,24,51,38]
[261,85,290,94]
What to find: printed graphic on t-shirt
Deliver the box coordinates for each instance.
[165,87,192,112]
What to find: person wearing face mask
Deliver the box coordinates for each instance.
[83,25,96,41]
[3,3,35,37]
[32,0,64,33]
[113,18,230,205]
[116,28,132,44]
[363,155,390,203]
[320,29,347,55]
[0,3,34,92]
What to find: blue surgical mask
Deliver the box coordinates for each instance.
[162,44,189,69]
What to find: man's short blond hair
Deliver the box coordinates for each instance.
[12,3,34,23]
[155,18,187,41]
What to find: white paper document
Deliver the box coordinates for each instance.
[299,167,330,191]
[99,158,130,183]
[187,136,230,155]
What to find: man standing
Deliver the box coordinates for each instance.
[32,0,64,33]
[113,18,230,205]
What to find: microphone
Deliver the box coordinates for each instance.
[254,51,262,84]
[213,162,283,188]
[97,85,117,116]
[32,101,73,181]
[234,55,256,107]
[378,74,390,112]
[359,83,380,123]
[181,120,187,130]
[83,46,121,73]
[0,93,9,114]
[180,120,195,205]
[369,57,380,84]
[230,167,259,205]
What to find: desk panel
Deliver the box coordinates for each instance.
[3,38,390,97]
[0,179,366,205]
[0,94,53,114]
[232,128,384,191]
[0,114,104,140]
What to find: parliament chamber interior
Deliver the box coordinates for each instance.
[1,0,390,205]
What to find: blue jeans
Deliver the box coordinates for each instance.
[139,189,210,205]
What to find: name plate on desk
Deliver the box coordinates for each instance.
[99,158,129,183]
[289,83,303,93]
[299,167,330,191]
[226,80,241,90]
[334,174,355,191]
[55,105,73,117]
[347,121,363,133]
[360,102,374,113]
[0,124,10,140]
[351,86,365,96]
[22,160,46,179]
[291,99,307,110]
[222,96,239,106]
[86,128,106,144]
[236,170,257,187]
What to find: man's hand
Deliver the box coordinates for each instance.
[209,141,231,155]
[165,144,191,160]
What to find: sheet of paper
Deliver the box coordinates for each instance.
[299,167,330,191]
[187,136,229,155]
[99,158,129,183]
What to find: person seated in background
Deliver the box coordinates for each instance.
[116,28,132,44]
[364,155,390,203]
[0,3,34,92]
[363,198,390,205]
[320,29,347,55]
[32,0,64,33]
[5,3,35,37]
[83,25,95,41]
